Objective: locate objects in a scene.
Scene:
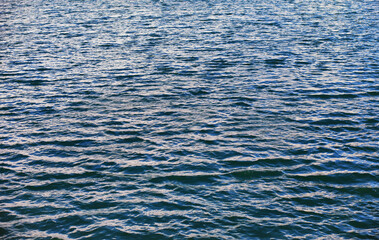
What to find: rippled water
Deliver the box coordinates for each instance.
[1,0,378,239]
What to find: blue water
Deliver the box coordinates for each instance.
[1,0,378,239]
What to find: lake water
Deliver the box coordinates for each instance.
[1,0,378,239]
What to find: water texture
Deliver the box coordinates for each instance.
[1,0,378,239]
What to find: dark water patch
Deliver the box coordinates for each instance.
[325,185,379,198]
[310,119,359,126]
[29,215,95,235]
[74,200,119,210]
[203,150,242,160]
[286,196,340,207]
[343,144,378,153]
[0,166,18,175]
[150,173,219,185]
[308,93,360,99]
[33,148,83,158]
[198,139,220,145]
[24,180,96,191]
[33,171,104,181]
[115,136,145,144]
[264,58,286,66]
[27,159,75,168]
[197,129,222,136]
[294,60,312,66]
[226,168,284,180]
[348,219,378,230]
[253,158,300,168]
[31,139,98,147]
[120,165,157,175]
[28,79,46,86]
[189,88,210,96]
[154,111,177,116]
[363,118,378,124]
[104,130,141,136]
[0,227,8,237]
[153,129,191,137]
[288,172,377,185]
[2,153,29,162]
[0,143,26,150]
[366,91,379,96]
[32,106,57,115]
[0,210,19,223]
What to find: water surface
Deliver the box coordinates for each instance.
[1,0,378,239]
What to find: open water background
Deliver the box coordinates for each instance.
[1,0,378,239]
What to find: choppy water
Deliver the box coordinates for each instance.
[1,0,378,239]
